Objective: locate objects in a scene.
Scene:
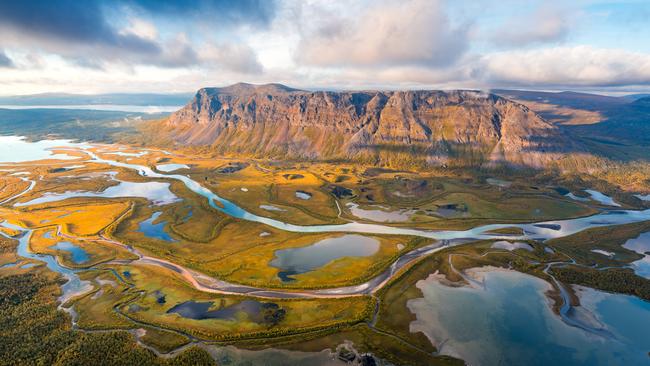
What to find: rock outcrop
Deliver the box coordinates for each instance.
[159,83,583,168]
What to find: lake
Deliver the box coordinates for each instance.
[408,269,650,366]
[270,235,380,281]
[0,104,181,113]
[50,241,90,264]
[138,212,176,242]
[623,231,650,279]
[15,180,180,206]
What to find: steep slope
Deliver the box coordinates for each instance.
[158,83,583,169]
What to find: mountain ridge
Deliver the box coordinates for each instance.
[152,83,585,169]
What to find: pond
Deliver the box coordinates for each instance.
[635,194,650,201]
[591,249,615,258]
[565,189,620,207]
[490,241,533,252]
[260,204,286,212]
[167,300,266,321]
[295,190,312,200]
[138,212,176,242]
[408,269,650,366]
[486,178,511,188]
[49,241,90,264]
[622,231,650,279]
[156,163,189,172]
[104,151,148,157]
[346,202,415,222]
[584,189,620,207]
[270,235,380,281]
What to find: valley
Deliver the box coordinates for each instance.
[4,1,650,364]
[1,124,649,365]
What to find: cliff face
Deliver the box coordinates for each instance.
[161,83,582,168]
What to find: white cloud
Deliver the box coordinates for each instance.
[296,0,468,68]
[200,42,264,74]
[476,46,650,87]
[122,18,158,41]
[2,0,650,94]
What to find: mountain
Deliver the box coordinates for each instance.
[153,83,585,169]
[492,90,650,161]
[0,92,193,106]
[622,93,650,102]
[564,96,650,146]
[492,89,628,112]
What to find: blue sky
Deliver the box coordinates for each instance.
[0,0,649,95]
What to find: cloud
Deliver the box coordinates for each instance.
[475,46,650,87]
[296,0,469,68]
[125,0,277,28]
[0,0,276,70]
[0,50,14,68]
[491,4,571,47]
[0,1,160,53]
[201,43,264,74]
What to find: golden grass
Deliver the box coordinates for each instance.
[28,228,135,268]
[209,233,417,289]
[111,263,372,341]
[1,201,131,237]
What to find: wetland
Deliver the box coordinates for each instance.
[1,135,649,366]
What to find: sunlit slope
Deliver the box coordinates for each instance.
[148,83,586,169]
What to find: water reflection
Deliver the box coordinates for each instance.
[409,269,650,366]
[50,241,90,264]
[138,212,176,242]
[623,232,650,279]
[270,235,379,281]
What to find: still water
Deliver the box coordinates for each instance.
[138,212,176,242]
[270,235,380,279]
[50,241,90,264]
[408,269,650,366]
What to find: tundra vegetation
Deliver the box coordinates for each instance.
[1,142,649,366]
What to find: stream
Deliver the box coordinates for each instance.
[2,136,650,362]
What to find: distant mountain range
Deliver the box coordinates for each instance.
[494,89,650,158]
[149,83,586,169]
[0,92,193,106]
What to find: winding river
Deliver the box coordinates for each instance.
[2,136,650,363]
[3,136,650,298]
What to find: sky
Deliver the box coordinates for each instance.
[0,0,649,95]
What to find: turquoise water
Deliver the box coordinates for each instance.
[138,212,176,242]
[49,241,90,264]
[409,270,650,366]
[4,135,650,243]
[4,136,650,364]
[0,221,91,303]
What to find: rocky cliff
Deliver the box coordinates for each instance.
[159,83,583,168]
